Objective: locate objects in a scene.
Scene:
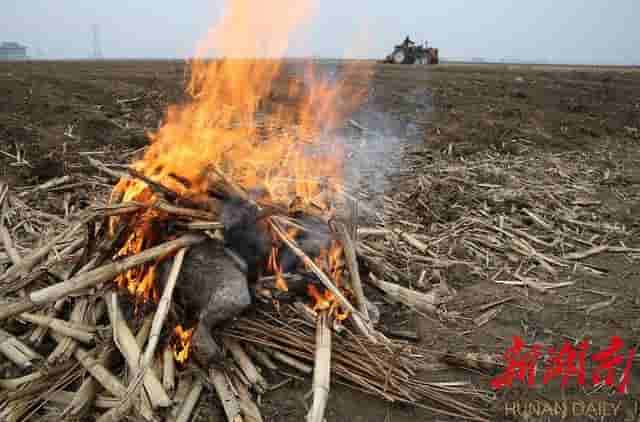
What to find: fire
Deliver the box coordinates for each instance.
[327,239,345,286]
[110,178,166,304]
[267,246,288,292]
[109,0,369,347]
[308,284,331,310]
[307,240,349,320]
[127,0,367,206]
[171,324,194,364]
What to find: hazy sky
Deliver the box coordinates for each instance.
[3,0,638,64]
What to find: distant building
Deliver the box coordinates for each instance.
[0,42,27,60]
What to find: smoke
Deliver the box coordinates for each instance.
[342,106,409,196]
[320,64,433,210]
[276,60,434,216]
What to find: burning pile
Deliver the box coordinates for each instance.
[0,1,492,421]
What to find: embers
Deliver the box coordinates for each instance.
[170,324,194,363]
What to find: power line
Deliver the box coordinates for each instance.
[91,24,103,59]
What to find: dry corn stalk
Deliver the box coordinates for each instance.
[307,311,332,422]
[105,292,171,408]
[368,273,453,314]
[210,367,243,422]
[222,338,268,393]
[0,328,41,368]
[175,378,204,422]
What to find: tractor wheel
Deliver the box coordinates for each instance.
[391,48,406,64]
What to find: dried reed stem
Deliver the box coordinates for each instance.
[19,312,95,344]
[368,273,452,314]
[47,297,91,363]
[48,391,119,409]
[175,378,204,422]
[74,346,127,398]
[244,343,278,370]
[135,314,154,349]
[105,292,171,408]
[336,223,369,320]
[163,346,175,395]
[210,367,244,422]
[0,220,21,265]
[230,373,264,422]
[168,376,193,422]
[0,362,73,390]
[0,328,41,368]
[0,233,205,320]
[307,311,331,422]
[222,337,268,393]
[95,372,146,422]
[142,247,187,366]
[0,219,85,285]
[63,347,110,421]
[264,348,312,374]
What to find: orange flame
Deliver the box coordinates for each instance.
[127,0,367,208]
[308,284,331,311]
[110,0,368,321]
[267,246,288,292]
[307,240,349,320]
[171,324,195,364]
[110,179,165,304]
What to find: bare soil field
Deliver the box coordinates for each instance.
[1,60,640,421]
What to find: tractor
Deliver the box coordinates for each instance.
[383,36,439,65]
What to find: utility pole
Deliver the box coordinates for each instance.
[91,24,103,59]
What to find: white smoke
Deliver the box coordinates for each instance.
[283,61,434,214]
